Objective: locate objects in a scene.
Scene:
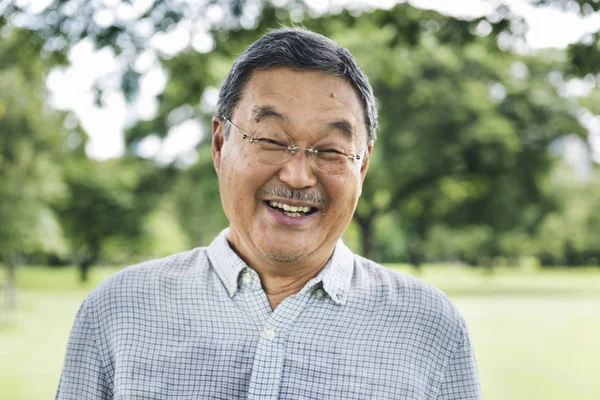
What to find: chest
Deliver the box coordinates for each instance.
[105,296,443,399]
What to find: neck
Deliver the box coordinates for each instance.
[227,234,334,310]
[259,266,323,309]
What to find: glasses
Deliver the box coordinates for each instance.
[221,117,366,175]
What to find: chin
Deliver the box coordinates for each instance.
[260,249,303,263]
[257,242,313,264]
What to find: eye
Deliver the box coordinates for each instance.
[314,136,352,156]
[254,136,289,151]
[318,147,343,154]
[260,137,284,145]
[316,147,347,161]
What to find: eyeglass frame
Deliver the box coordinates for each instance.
[220,116,367,173]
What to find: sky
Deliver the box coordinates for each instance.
[43,0,600,164]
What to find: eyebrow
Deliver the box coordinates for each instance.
[251,105,287,123]
[251,105,355,138]
[327,120,354,138]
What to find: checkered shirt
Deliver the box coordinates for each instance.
[56,229,482,399]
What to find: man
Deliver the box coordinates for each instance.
[57,28,482,399]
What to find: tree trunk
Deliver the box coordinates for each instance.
[407,247,423,272]
[78,242,100,283]
[355,214,376,261]
[5,253,17,309]
[79,260,91,283]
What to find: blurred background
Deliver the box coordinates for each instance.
[1,0,599,399]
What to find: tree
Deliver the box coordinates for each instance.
[52,3,600,265]
[0,28,69,304]
[2,0,598,268]
[535,162,600,266]
[57,156,176,281]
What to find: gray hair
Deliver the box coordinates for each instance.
[217,27,378,144]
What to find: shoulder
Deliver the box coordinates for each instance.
[86,247,208,311]
[351,255,465,332]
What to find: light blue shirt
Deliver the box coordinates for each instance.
[56,229,482,399]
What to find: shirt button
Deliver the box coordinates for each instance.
[262,328,276,341]
[242,271,253,285]
[315,289,325,299]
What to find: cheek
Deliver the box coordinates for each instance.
[325,175,361,215]
[219,154,248,217]
[221,151,268,209]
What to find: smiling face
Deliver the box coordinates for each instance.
[212,68,371,270]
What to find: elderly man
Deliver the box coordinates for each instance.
[57,28,482,399]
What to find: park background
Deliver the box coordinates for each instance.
[1,0,599,399]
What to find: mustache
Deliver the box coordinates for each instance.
[260,186,328,207]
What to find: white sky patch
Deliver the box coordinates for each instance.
[505,0,600,49]
[200,87,220,114]
[562,77,596,97]
[191,31,215,53]
[561,134,594,179]
[46,39,127,160]
[162,119,203,160]
[133,49,158,73]
[135,64,167,118]
[139,65,167,95]
[149,19,192,57]
[135,94,159,120]
[137,119,204,166]
[409,0,493,18]
[137,134,162,158]
[80,92,128,160]
[489,82,507,102]
[15,0,54,14]
[581,113,600,163]
[46,40,119,108]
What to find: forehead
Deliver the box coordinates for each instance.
[233,68,366,139]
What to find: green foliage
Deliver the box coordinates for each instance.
[0,1,598,268]
[535,163,600,265]
[169,145,228,247]
[0,28,69,259]
[56,156,178,280]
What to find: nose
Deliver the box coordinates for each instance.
[277,150,318,189]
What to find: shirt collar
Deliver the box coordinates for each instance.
[206,228,355,305]
[314,240,354,305]
[206,229,248,298]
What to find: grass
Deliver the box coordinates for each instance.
[1,264,599,399]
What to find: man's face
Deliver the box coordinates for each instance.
[212,67,371,266]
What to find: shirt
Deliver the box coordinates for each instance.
[56,229,482,399]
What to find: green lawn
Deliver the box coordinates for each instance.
[1,264,599,399]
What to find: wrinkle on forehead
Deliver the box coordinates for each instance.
[251,105,286,123]
[237,68,366,140]
[247,102,356,139]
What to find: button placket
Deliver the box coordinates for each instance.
[247,289,312,399]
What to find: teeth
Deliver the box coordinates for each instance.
[268,201,313,215]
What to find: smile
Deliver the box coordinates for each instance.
[266,200,318,218]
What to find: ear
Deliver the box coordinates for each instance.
[359,144,373,184]
[212,116,225,175]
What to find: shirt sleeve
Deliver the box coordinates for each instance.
[436,319,483,399]
[55,297,112,400]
